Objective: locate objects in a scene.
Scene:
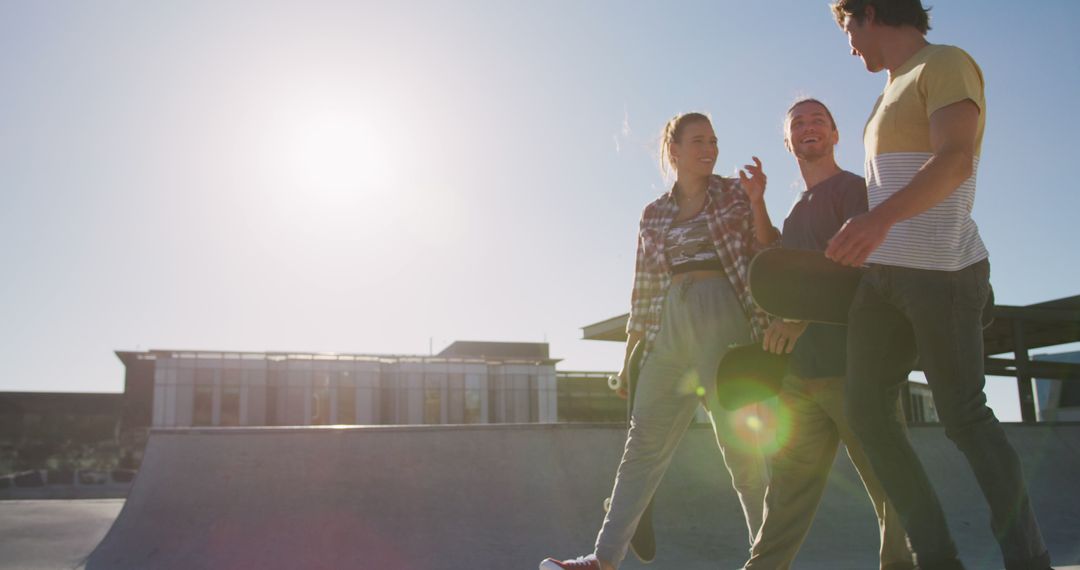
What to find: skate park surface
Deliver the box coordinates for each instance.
[10,423,1079,569]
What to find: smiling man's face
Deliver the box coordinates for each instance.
[785,101,839,161]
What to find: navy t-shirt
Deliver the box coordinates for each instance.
[780,170,868,378]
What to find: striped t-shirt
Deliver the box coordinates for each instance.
[863,44,988,271]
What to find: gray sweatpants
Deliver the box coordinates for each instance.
[595,275,772,567]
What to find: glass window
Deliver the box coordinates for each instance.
[337,385,356,425]
[193,386,213,426]
[464,375,483,424]
[266,370,283,426]
[286,368,310,426]
[356,370,377,424]
[447,373,465,424]
[311,386,331,425]
[194,369,214,426]
[1060,382,1080,407]
[286,387,306,426]
[220,370,241,426]
[334,371,355,425]
[380,372,398,425]
[555,374,623,423]
[910,393,925,423]
[529,374,539,423]
[423,375,443,425]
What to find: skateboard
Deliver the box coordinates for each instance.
[714,343,787,411]
[749,248,863,325]
[604,340,656,563]
[749,248,996,327]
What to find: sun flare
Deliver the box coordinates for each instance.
[284,108,389,196]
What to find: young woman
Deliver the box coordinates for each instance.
[542,112,779,570]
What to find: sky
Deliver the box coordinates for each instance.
[1,1,1077,421]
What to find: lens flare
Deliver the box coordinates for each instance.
[716,399,793,456]
[677,370,702,397]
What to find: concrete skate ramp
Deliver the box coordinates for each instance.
[87,423,1080,569]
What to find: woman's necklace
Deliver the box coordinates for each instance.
[674,182,708,221]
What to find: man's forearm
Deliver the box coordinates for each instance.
[871,146,975,226]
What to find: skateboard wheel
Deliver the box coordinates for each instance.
[607,374,623,391]
[603,496,612,513]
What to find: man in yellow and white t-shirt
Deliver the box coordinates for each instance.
[826,1,1052,570]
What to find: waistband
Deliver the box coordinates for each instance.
[670,260,725,275]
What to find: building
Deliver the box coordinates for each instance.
[115,341,560,429]
[1035,351,1080,422]
[0,392,123,447]
[555,371,626,423]
[905,383,939,424]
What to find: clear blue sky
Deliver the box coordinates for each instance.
[2,1,1077,421]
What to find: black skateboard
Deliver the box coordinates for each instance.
[749,248,995,327]
[714,343,787,411]
[604,340,656,563]
[749,248,863,325]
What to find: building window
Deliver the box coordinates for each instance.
[465,375,483,424]
[380,372,398,425]
[909,393,923,423]
[447,373,465,424]
[337,371,356,425]
[311,388,330,425]
[357,371,377,425]
[266,370,283,426]
[221,370,241,427]
[286,369,308,426]
[423,375,442,424]
[556,374,623,423]
[488,374,502,423]
[529,374,539,423]
[193,369,214,426]
[193,387,213,427]
[1060,382,1080,407]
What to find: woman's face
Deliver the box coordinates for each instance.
[669,120,717,178]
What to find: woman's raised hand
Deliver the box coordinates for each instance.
[739,156,767,204]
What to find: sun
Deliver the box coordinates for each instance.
[261,99,394,218]
[253,92,456,247]
[287,108,388,195]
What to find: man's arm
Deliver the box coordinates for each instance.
[825,99,981,266]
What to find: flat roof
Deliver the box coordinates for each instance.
[115,347,559,366]
[581,314,630,342]
[582,295,1080,355]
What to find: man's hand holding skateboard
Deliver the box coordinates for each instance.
[825,209,892,267]
[763,319,809,355]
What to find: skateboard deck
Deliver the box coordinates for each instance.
[749,248,862,325]
[749,248,996,327]
[604,340,656,563]
[714,343,787,411]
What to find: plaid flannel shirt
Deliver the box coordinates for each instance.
[626,175,775,356]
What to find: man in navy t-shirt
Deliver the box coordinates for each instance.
[744,99,914,570]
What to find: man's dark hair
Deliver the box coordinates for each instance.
[831,0,932,34]
[786,98,837,131]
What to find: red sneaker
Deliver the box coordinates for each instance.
[539,554,601,570]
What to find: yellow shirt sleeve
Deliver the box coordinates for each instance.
[920,46,985,117]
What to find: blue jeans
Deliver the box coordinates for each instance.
[845,259,1049,570]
